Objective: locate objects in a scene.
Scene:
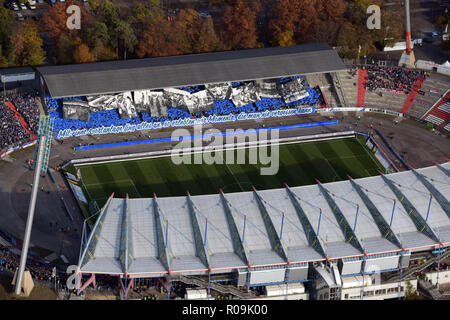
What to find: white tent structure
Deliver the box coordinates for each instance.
[437,61,450,76]
[77,163,450,291]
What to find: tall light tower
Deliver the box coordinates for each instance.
[399,0,416,67]
[14,115,54,295]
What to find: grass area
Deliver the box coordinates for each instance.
[70,136,385,208]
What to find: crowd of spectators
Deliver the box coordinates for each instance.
[0,245,119,294]
[0,95,29,150]
[364,65,426,94]
[9,93,40,134]
[0,246,58,282]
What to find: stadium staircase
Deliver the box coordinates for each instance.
[339,70,359,108]
[330,72,348,107]
[305,73,340,108]
[387,250,450,282]
[417,279,443,300]
[400,76,425,115]
[176,275,252,299]
[356,69,368,107]
[5,101,37,140]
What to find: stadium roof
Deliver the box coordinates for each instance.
[37,43,346,98]
[78,163,450,276]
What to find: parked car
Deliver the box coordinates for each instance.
[19,1,27,9]
[11,1,19,10]
[16,12,24,20]
[27,0,36,9]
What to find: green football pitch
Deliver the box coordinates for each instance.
[69,136,385,209]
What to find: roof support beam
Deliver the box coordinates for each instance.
[152,194,173,272]
[219,190,251,267]
[252,187,289,263]
[380,175,440,243]
[284,184,327,258]
[412,170,450,219]
[436,163,450,178]
[348,177,403,249]
[79,193,114,270]
[186,192,212,270]
[119,197,129,274]
[119,196,135,275]
[316,181,365,254]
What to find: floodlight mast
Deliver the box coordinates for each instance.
[14,136,46,295]
[405,0,412,53]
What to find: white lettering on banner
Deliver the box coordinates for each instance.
[55,107,314,139]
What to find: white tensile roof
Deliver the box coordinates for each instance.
[78,163,450,276]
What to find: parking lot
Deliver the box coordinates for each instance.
[4,0,89,22]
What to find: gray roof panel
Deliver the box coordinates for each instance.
[37,43,346,98]
[78,165,447,275]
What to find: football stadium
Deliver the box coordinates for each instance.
[0,42,449,301]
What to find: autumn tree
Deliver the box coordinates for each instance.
[55,34,79,64]
[74,43,96,63]
[218,0,259,50]
[136,21,183,58]
[13,21,46,66]
[194,17,223,53]
[115,20,137,60]
[0,0,16,66]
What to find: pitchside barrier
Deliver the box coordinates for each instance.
[364,135,399,172]
[63,128,358,169]
[73,120,338,151]
[373,128,409,169]
[0,140,36,160]
[317,107,404,118]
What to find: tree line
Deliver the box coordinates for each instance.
[0,0,405,67]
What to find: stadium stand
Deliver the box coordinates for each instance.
[400,76,425,114]
[423,91,450,130]
[0,95,31,150]
[336,65,450,121]
[356,68,367,108]
[8,93,40,135]
[45,76,321,138]
[407,73,450,119]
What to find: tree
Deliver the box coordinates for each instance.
[55,34,78,64]
[405,281,423,300]
[86,22,110,59]
[41,3,71,43]
[13,21,46,66]
[194,17,223,53]
[74,43,96,63]
[173,9,203,54]
[136,21,183,58]
[132,1,164,25]
[114,20,137,59]
[0,0,16,66]
[294,0,320,43]
[318,0,347,23]
[268,0,298,46]
[268,0,321,45]
[218,0,259,50]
